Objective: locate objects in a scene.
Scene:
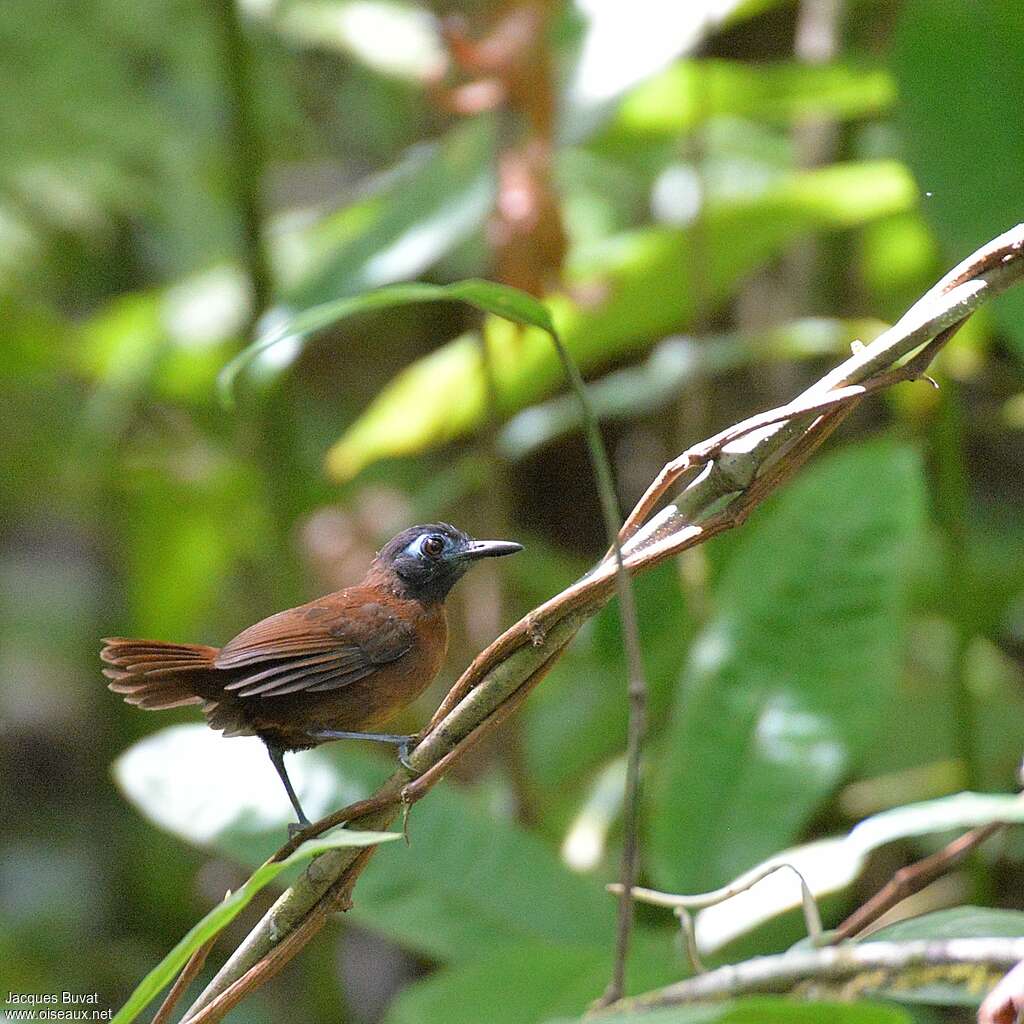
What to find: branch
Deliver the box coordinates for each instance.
[590,938,1024,1013]
[831,822,1005,941]
[181,224,1024,1022]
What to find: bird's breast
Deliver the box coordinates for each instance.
[306,598,448,735]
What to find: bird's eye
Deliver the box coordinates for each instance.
[422,535,445,558]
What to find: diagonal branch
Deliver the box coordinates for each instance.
[180,224,1024,1023]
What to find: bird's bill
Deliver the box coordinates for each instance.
[460,539,524,560]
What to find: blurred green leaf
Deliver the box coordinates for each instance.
[865,907,1024,943]
[598,59,895,151]
[325,160,914,479]
[386,932,677,1024]
[220,276,556,406]
[498,319,886,459]
[551,997,911,1024]
[648,441,927,894]
[858,906,1024,1007]
[111,826,399,1024]
[524,561,690,797]
[277,118,497,309]
[893,0,1024,358]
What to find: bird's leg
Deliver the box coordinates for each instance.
[266,744,311,835]
[312,730,415,769]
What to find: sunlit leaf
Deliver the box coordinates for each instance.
[324,160,914,479]
[565,0,790,135]
[598,59,895,151]
[274,1,447,83]
[648,441,927,895]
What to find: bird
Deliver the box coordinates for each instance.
[101,523,522,831]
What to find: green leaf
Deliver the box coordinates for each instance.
[114,725,630,964]
[524,561,691,796]
[111,826,399,1024]
[865,907,1024,943]
[893,0,1024,359]
[598,59,895,150]
[497,319,886,459]
[218,278,555,408]
[648,441,927,894]
[278,117,497,309]
[323,160,914,479]
[385,933,678,1024]
[550,997,911,1024]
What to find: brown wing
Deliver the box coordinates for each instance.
[214,598,415,699]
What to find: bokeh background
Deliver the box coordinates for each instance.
[4,1,1024,1021]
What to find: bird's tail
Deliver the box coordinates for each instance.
[101,637,220,710]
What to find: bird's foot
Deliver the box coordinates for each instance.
[288,819,311,839]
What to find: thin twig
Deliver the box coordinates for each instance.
[151,937,217,1024]
[545,330,650,1006]
[831,823,1005,942]
[177,225,1024,1023]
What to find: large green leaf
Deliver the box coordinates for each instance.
[385,933,678,1024]
[524,561,691,795]
[114,725,635,964]
[111,826,400,1024]
[647,441,927,894]
[324,160,914,479]
[893,0,1024,358]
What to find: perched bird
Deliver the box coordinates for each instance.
[102,523,522,830]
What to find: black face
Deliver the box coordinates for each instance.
[377,523,522,603]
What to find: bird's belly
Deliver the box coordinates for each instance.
[308,655,442,733]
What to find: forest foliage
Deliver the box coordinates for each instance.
[4,1,1024,1022]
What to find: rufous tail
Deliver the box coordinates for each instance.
[101,637,220,710]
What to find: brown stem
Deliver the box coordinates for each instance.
[151,937,216,1024]
[832,823,1005,942]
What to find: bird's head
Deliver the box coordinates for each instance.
[374,523,522,603]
